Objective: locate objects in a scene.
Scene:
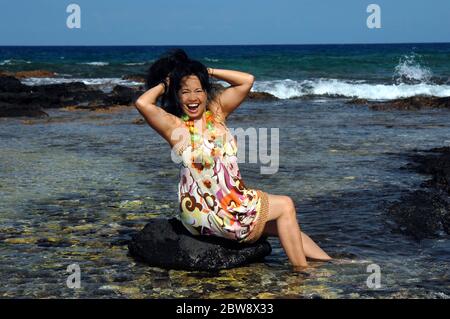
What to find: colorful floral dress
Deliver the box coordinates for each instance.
[175,111,269,243]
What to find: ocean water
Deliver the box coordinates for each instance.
[1,43,450,99]
[0,44,450,299]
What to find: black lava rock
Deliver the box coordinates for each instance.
[409,147,450,195]
[387,190,450,239]
[128,218,272,271]
[387,147,450,239]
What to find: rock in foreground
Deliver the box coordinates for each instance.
[128,218,272,271]
[387,190,450,239]
[387,147,450,239]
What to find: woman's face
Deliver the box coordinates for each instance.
[178,75,207,120]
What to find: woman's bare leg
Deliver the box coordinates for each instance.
[264,194,308,268]
[264,221,332,261]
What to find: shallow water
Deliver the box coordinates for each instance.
[1,100,449,298]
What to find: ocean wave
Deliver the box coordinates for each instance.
[252,79,450,100]
[78,61,109,66]
[0,59,32,65]
[20,77,142,92]
[204,57,220,62]
[123,62,145,66]
[393,53,433,84]
[17,76,450,100]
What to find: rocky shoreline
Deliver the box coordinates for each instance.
[347,96,450,111]
[0,74,142,118]
[0,71,280,118]
[387,147,450,239]
[2,70,450,118]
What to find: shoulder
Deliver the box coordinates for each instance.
[207,99,227,124]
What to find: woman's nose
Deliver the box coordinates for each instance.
[187,93,200,101]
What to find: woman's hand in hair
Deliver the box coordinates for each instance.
[161,76,170,93]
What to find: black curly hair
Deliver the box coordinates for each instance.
[145,48,216,117]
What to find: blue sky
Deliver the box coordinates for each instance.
[0,0,449,45]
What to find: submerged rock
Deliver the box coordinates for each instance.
[370,96,450,111]
[346,98,369,105]
[128,218,272,271]
[387,190,450,239]
[387,147,450,239]
[407,147,450,195]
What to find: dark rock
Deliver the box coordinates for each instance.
[104,85,142,106]
[0,75,110,116]
[0,69,56,79]
[0,91,59,108]
[386,147,450,239]
[407,147,450,195]
[14,70,57,79]
[122,74,145,83]
[0,76,28,93]
[346,98,369,105]
[128,218,272,271]
[32,82,109,108]
[0,101,48,118]
[247,91,279,101]
[0,72,273,118]
[387,190,450,239]
[132,118,145,125]
[370,96,450,111]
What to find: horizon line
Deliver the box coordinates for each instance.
[1,41,450,47]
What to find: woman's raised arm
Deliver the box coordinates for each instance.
[135,82,182,146]
[208,68,255,118]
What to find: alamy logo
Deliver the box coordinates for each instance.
[366,263,381,289]
[66,263,81,289]
[170,126,280,175]
[366,4,381,29]
[66,4,81,29]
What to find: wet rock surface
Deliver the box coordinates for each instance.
[387,147,450,239]
[0,73,279,118]
[0,75,144,117]
[0,69,57,79]
[128,218,272,271]
[347,96,450,111]
[371,96,450,111]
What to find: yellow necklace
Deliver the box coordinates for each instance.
[181,110,216,149]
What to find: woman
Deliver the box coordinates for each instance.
[135,49,331,269]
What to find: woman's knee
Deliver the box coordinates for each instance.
[281,196,297,220]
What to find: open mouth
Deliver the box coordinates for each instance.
[186,103,200,112]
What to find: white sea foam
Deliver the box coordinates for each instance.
[393,54,433,84]
[18,76,450,101]
[252,78,450,100]
[0,59,32,65]
[78,61,109,66]
[123,62,145,66]
[204,57,220,62]
[20,77,142,92]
